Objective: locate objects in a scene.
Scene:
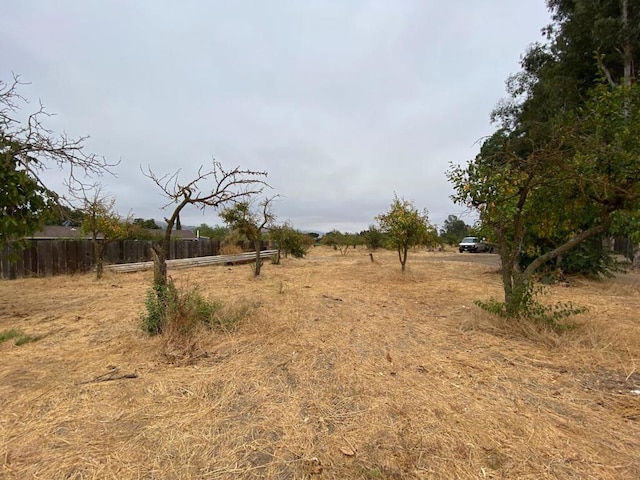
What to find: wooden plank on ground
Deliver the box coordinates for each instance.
[106,250,278,273]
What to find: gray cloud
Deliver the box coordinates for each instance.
[1,0,550,232]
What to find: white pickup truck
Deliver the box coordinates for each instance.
[458,236,491,253]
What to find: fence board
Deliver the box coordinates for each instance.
[8,251,20,280]
[18,245,28,278]
[51,241,60,276]
[66,241,77,274]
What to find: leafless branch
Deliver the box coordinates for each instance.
[2,74,118,198]
[143,160,270,214]
[143,159,270,286]
[258,195,280,231]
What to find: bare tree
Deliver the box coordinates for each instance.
[143,161,269,287]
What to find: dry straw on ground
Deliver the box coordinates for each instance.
[1,246,639,479]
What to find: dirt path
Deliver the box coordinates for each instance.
[437,252,501,268]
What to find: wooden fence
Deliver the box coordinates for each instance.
[0,239,223,280]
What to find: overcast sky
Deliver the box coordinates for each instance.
[2,1,551,233]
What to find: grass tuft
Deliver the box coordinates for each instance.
[0,329,22,343]
[0,329,43,346]
[219,244,243,256]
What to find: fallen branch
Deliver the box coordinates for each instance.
[78,370,138,384]
[322,294,343,302]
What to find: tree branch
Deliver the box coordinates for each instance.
[522,217,612,278]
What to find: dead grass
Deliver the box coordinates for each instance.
[1,246,639,479]
[220,244,244,256]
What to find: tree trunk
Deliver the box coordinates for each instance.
[498,220,611,317]
[633,244,640,270]
[622,0,633,87]
[152,204,185,290]
[399,247,407,272]
[254,239,262,276]
[151,245,167,289]
[91,232,104,280]
[96,254,104,280]
[504,273,530,317]
[498,243,528,316]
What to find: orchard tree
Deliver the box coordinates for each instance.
[423,223,440,250]
[451,84,640,319]
[269,221,312,262]
[1,75,115,249]
[448,0,640,321]
[376,195,430,272]
[363,225,385,250]
[220,196,277,276]
[144,161,268,288]
[321,230,353,255]
[79,185,133,279]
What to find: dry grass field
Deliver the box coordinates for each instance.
[1,246,639,479]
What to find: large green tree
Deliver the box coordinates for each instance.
[439,215,470,246]
[0,76,114,249]
[448,0,640,319]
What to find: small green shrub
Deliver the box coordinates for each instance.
[475,284,587,330]
[142,279,247,336]
[142,282,176,336]
[519,235,617,278]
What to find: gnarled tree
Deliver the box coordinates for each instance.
[144,161,268,288]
